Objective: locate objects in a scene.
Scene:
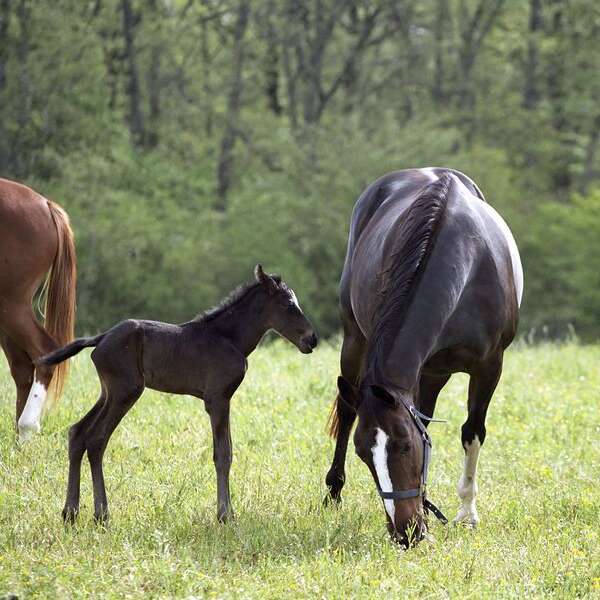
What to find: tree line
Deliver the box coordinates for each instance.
[0,0,599,339]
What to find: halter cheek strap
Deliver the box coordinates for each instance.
[377,398,448,525]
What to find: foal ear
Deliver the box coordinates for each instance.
[337,376,361,410]
[371,385,397,407]
[254,263,279,295]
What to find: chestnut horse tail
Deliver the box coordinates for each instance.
[326,394,341,439]
[45,200,77,401]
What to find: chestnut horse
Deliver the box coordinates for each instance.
[0,178,76,439]
[324,168,522,546]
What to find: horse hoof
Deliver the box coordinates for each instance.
[62,507,79,524]
[18,420,40,442]
[322,493,342,507]
[452,513,479,528]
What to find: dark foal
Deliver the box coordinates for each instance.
[38,265,317,524]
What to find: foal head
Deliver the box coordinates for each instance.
[338,377,426,546]
[254,264,318,354]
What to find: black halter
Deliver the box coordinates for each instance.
[377,397,448,525]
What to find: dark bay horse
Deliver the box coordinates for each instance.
[324,168,522,546]
[0,178,76,440]
[38,265,317,524]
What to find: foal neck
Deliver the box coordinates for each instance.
[206,287,269,356]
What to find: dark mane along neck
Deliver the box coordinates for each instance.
[367,172,452,380]
[193,281,263,324]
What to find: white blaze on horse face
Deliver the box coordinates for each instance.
[372,427,395,523]
[18,378,47,440]
[454,435,481,526]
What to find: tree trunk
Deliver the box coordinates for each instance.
[214,0,250,212]
[523,0,542,109]
[121,0,145,147]
[15,0,31,176]
[432,0,449,104]
[0,0,10,172]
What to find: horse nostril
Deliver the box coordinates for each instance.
[310,333,318,347]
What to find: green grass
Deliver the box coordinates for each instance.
[1,341,599,598]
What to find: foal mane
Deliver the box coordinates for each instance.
[368,172,452,374]
[193,275,282,323]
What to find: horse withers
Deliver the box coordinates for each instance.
[0,178,76,440]
[324,168,522,546]
[38,265,317,524]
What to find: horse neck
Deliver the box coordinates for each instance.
[209,288,269,356]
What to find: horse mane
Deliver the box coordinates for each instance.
[193,275,282,323]
[367,172,452,375]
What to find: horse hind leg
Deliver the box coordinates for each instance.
[86,377,144,524]
[62,395,105,523]
[2,307,57,439]
[0,333,34,431]
[454,355,503,527]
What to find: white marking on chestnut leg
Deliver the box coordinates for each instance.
[18,379,47,440]
[454,435,481,526]
[372,427,395,522]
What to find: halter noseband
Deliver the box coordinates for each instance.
[377,397,448,525]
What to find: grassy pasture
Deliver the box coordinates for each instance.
[0,341,599,598]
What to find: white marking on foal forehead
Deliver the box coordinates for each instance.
[289,288,300,308]
[372,427,395,523]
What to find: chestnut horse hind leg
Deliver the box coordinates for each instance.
[1,305,59,438]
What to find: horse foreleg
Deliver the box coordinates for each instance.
[454,355,503,527]
[206,398,234,523]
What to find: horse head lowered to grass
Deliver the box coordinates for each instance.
[324,168,522,546]
[38,264,317,524]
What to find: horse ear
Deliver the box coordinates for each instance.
[338,376,360,410]
[254,263,279,295]
[371,385,397,407]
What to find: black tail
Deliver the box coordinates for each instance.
[36,333,106,366]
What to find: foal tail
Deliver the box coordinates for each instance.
[45,200,77,401]
[37,333,105,367]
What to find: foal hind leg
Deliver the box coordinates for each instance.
[62,395,105,523]
[454,355,503,527]
[86,380,143,524]
[0,332,34,429]
[324,318,365,504]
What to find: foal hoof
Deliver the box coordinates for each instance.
[62,506,79,524]
[217,508,234,523]
[93,509,110,527]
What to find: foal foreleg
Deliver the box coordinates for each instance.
[454,357,502,527]
[207,399,233,523]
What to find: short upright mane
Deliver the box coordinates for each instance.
[193,275,282,323]
[368,172,452,374]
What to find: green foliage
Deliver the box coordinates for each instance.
[0,0,598,337]
[1,342,599,597]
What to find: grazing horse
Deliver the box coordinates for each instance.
[38,265,317,524]
[324,168,522,546]
[0,178,76,439]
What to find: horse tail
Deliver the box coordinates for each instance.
[326,394,341,439]
[45,200,77,401]
[36,333,105,367]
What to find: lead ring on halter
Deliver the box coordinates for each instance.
[377,398,449,525]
